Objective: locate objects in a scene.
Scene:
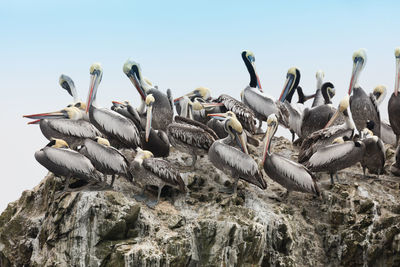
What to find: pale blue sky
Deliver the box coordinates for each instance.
[1,1,399,211]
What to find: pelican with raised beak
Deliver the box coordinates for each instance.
[86,63,141,149]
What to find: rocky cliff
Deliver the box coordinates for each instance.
[1,137,400,267]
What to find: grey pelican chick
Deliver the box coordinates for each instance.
[131,149,186,207]
[299,82,337,138]
[86,63,141,149]
[241,50,279,132]
[123,59,173,131]
[79,137,133,187]
[208,116,266,195]
[348,49,381,137]
[24,106,102,149]
[35,139,103,191]
[388,47,400,145]
[282,82,335,142]
[262,114,320,196]
[111,100,170,157]
[360,128,385,178]
[306,136,365,184]
[167,114,216,168]
[298,94,355,163]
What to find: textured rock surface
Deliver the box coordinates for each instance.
[1,136,400,266]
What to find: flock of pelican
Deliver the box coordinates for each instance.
[23,47,400,207]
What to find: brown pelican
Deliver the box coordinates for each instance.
[311,70,325,107]
[216,94,257,134]
[111,100,170,157]
[131,149,186,207]
[167,115,217,168]
[388,47,400,145]
[360,128,385,177]
[306,135,365,184]
[298,95,355,163]
[35,139,103,190]
[348,49,381,137]
[262,114,320,196]
[208,115,266,194]
[283,82,336,141]
[123,59,173,131]
[23,106,102,149]
[86,63,141,149]
[79,137,133,186]
[241,50,279,132]
[370,85,396,145]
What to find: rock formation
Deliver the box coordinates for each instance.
[1,137,400,266]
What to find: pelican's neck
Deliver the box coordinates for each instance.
[343,107,356,130]
[242,54,258,88]
[395,58,400,95]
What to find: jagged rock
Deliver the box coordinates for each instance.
[1,137,400,266]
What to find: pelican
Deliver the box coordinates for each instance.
[208,115,266,194]
[35,139,103,190]
[311,70,325,107]
[111,100,170,157]
[298,95,355,163]
[262,114,320,196]
[360,128,385,178]
[123,59,173,131]
[306,135,365,184]
[388,47,400,145]
[369,85,396,145]
[299,82,337,138]
[174,87,212,116]
[167,116,217,168]
[59,74,79,103]
[131,149,186,207]
[348,49,381,137]
[23,106,102,149]
[79,137,133,186]
[216,94,257,134]
[175,95,224,123]
[241,50,279,132]
[282,82,336,141]
[86,63,141,149]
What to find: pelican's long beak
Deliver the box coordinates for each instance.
[251,61,263,92]
[348,56,365,95]
[128,72,146,101]
[27,119,41,125]
[207,113,228,120]
[86,69,102,113]
[235,131,248,154]
[324,109,340,129]
[262,125,273,165]
[278,74,295,102]
[112,100,126,107]
[145,105,153,142]
[23,110,66,120]
[395,54,400,96]
[201,102,224,109]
